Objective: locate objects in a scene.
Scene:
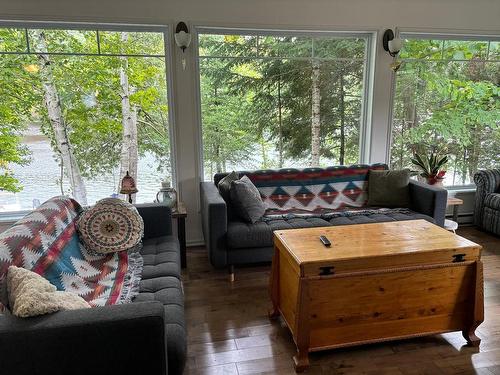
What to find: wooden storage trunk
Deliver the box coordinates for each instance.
[268,220,483,372]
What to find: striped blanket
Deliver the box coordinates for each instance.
[0,196,142,312]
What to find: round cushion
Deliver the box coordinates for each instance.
[77,198,144,254]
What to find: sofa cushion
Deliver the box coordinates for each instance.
[227,210,434,249]
[230,175,267,223]
[217,171,239,203]
[367,169,411,208]
[140,235,181,280]
[484,193,500,210]
[133,275,186,375]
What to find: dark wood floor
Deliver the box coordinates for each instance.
[182,227,500,375]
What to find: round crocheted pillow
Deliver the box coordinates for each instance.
[77,198,144,254]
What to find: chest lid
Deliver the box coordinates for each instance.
[274,220,481,277]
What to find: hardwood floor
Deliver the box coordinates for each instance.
[183,227,500,375]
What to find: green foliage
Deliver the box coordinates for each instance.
[391,39,500,185]
[411,152,448,178]
[199,34,367,177]
[0,28,171,197]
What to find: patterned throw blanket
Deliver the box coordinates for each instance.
[240,164,388,212]
[0,197,142,312]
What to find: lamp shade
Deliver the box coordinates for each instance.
[174,31,192,50]
[388,38,403,54]
[120,171,138,195]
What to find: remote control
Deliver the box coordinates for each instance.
[319,235,331,247]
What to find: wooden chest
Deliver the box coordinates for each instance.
[268,220,483,372]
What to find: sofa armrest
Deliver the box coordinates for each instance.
[200,181,228,268]
[473,169,500,227]
[0,302,167,375]
[409,180,448,227]
[136,203,173,240]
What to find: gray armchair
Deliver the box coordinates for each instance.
[474,169,500,235]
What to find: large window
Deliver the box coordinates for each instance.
[0,25,171,213]
[197,29,372,180]
[390,35,499,186]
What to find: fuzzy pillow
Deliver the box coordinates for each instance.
[367,169,411,208]
[7,266,90,318]
[77,198,144,254]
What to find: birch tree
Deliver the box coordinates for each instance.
[33,30,88,204]
[118,32,139,200]
[310,59,321,166]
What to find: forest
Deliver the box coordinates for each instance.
[199,34,499,184]
[0,29,499,211]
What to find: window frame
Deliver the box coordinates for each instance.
[0,20,178,219]
[193,26,376,181]
[388,31,500,189]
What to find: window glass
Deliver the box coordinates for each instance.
[390,36,500,186]
[198,31,371,180]
[0,27,171,213]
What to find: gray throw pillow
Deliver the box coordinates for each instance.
[217,171,239,203]
[367,169,411,208]
[230,175,266,223]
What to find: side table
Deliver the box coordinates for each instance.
[447,197,464,222]
[172,202,187,269]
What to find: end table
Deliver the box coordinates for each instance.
[447,197,464,222]
[172,202,187,269]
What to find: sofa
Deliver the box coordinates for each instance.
[0,202,186,375]
[201,164,448,275]
[474,169,500,236]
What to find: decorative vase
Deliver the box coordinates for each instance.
[426,177,444,187]
[155,181,177,208]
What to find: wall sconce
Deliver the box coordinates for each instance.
[175,22,192,70]
[383,29,403,57]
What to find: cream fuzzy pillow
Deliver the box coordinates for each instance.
[7,266,90,318]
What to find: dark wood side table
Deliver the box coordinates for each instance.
[171,202,187,269]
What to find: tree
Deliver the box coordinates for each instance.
[118,32,139,199]
[310,59,321,166]
[33,29,88,204]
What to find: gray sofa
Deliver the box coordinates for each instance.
[201,166,448,275]
[474,169,500,236]
[0,203,186,375]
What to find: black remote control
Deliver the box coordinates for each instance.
[319,235,331,247]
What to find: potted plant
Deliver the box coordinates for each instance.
[411,152,448,186]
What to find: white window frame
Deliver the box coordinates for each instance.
[0,20,178,220]
[193,26,376,181]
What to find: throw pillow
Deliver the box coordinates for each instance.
[230,175,267,223]
[7,266,90,318]
[367,169,411,208]
[217,171,239,203]
[77,198,144,254]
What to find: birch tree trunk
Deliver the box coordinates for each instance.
[34,30,88,205]
[310,60,321,167]
[118,32,139,201]
[339,72,346,165]
[277,75,284,168]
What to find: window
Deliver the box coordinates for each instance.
[390,35,500,186]
[197,29,372,180]
[0,25,171,213]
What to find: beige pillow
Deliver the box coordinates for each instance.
[7,266,90,318]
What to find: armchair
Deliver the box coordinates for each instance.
[474,169,500,235]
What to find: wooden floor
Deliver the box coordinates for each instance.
[182,227,500,375]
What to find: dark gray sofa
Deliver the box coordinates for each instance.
[201,167,448,275]
[0,203,186,375]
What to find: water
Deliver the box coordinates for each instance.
[1,135,169,212]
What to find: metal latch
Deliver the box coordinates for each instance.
[452,253,466,262]
[319,266,335,276]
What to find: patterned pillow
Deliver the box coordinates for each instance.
[77,198,144,254]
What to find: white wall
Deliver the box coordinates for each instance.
[1,0,499,241]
